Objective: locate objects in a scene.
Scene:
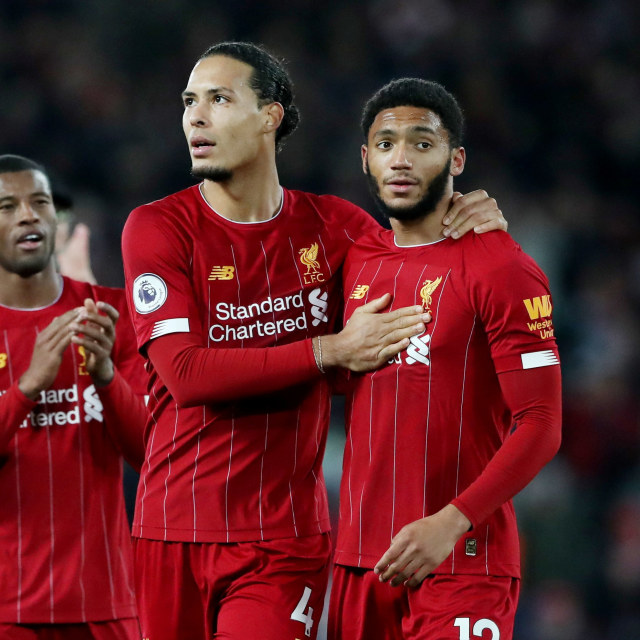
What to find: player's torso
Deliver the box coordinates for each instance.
[0,283,135,622]
[186,198,346,349]
[128,188,367,542]
[338,233,517,574]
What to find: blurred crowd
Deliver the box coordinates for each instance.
[1,0,639,637]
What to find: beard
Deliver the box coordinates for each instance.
[0,244,54,279]
[366,158,451,222]
[191,165,233,182]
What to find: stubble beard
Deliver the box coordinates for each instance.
[191,165,234,183]
[366,158,452,222]
[0,244,54,278]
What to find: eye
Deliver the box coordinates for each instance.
[183,97,195,107]
[417,142,432,150]
[376,141,392,150]
[213,94,229,104]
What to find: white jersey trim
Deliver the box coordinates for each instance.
[150,317,190,339]
[521,349,559,369]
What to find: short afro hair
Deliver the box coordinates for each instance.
[0,154,47,176]
[361,78,464,148]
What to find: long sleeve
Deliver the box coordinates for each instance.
[452,366,562,528]
[0,382,37,454]
[147,331,321,407]
[96,369,148,472]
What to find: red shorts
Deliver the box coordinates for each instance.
[328,565,520,640]
[133,534,331,640]
[0,619,140,640]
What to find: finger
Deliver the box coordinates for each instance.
[442,189,484,225]
[83,298,98,315]
[355,293,392,314]
[379,553,412,584]
[473,213,506,233]
[71,322,110,346]
[96,301,119,323]
[406,566,431,588]
[71,335,109,358]
[377,338,411,363]
[380,321,426,346]
[38,310,81,344]
[382,304,426,325]
[375,549,398,576]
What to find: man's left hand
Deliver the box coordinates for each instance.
[374,504,471,588]
[71,298,119,386]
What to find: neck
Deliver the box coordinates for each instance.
[390,192,452,246]
[200,157,282,223]
[0,264,62,309]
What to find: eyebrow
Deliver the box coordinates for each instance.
[374,125,438,138]
[181,86,236,99]
[0,192,51,201]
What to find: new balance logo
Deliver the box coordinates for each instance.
[208,266,235,281]
[523,295,552,320]
[350,285,369,299]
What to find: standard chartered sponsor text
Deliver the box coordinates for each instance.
[210,292,308,342]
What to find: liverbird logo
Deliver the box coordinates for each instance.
[420,276,443,312]
[299,243,325,284]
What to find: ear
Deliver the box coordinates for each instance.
[361,144,368,174]
[450,147,466,177]
[264,102,285,135]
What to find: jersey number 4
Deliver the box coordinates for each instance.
[454,617,500,639]
[290,586,314,637]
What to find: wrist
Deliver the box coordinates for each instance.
[442,503,472,538]
[317,334,341,369]
[18,376,43,402]
[91,362,114,388]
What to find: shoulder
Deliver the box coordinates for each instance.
[123,186,200,251]
[458,231,550,293]
[458,230,528,270]
[125,185,200,229]
[286,189,374,224]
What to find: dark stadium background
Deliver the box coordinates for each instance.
[2,1,639,637]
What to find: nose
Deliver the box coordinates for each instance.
[188,101,209,127]
[16,201,40,224]
[390,143,412,169]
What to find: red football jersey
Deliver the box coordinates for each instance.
[336,229,560,577]
[122,184,378,543]
[0,277,146,623]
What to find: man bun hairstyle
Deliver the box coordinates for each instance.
[200,41,300,151]
[361,78,465,148]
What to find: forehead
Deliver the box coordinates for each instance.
[369,106,446,137]
[185,55,255,94]
[0,170,51,198]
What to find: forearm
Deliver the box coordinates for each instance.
[97,369,148,471]
[0,383,38,453]
[148,332,321,407]
[452,367,562,528]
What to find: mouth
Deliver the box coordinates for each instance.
[385,177,419,194]
[16,231,44,250]
[190,136,216,158]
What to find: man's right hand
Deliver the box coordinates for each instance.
[322,293,430,372]
[18,309,79,400]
